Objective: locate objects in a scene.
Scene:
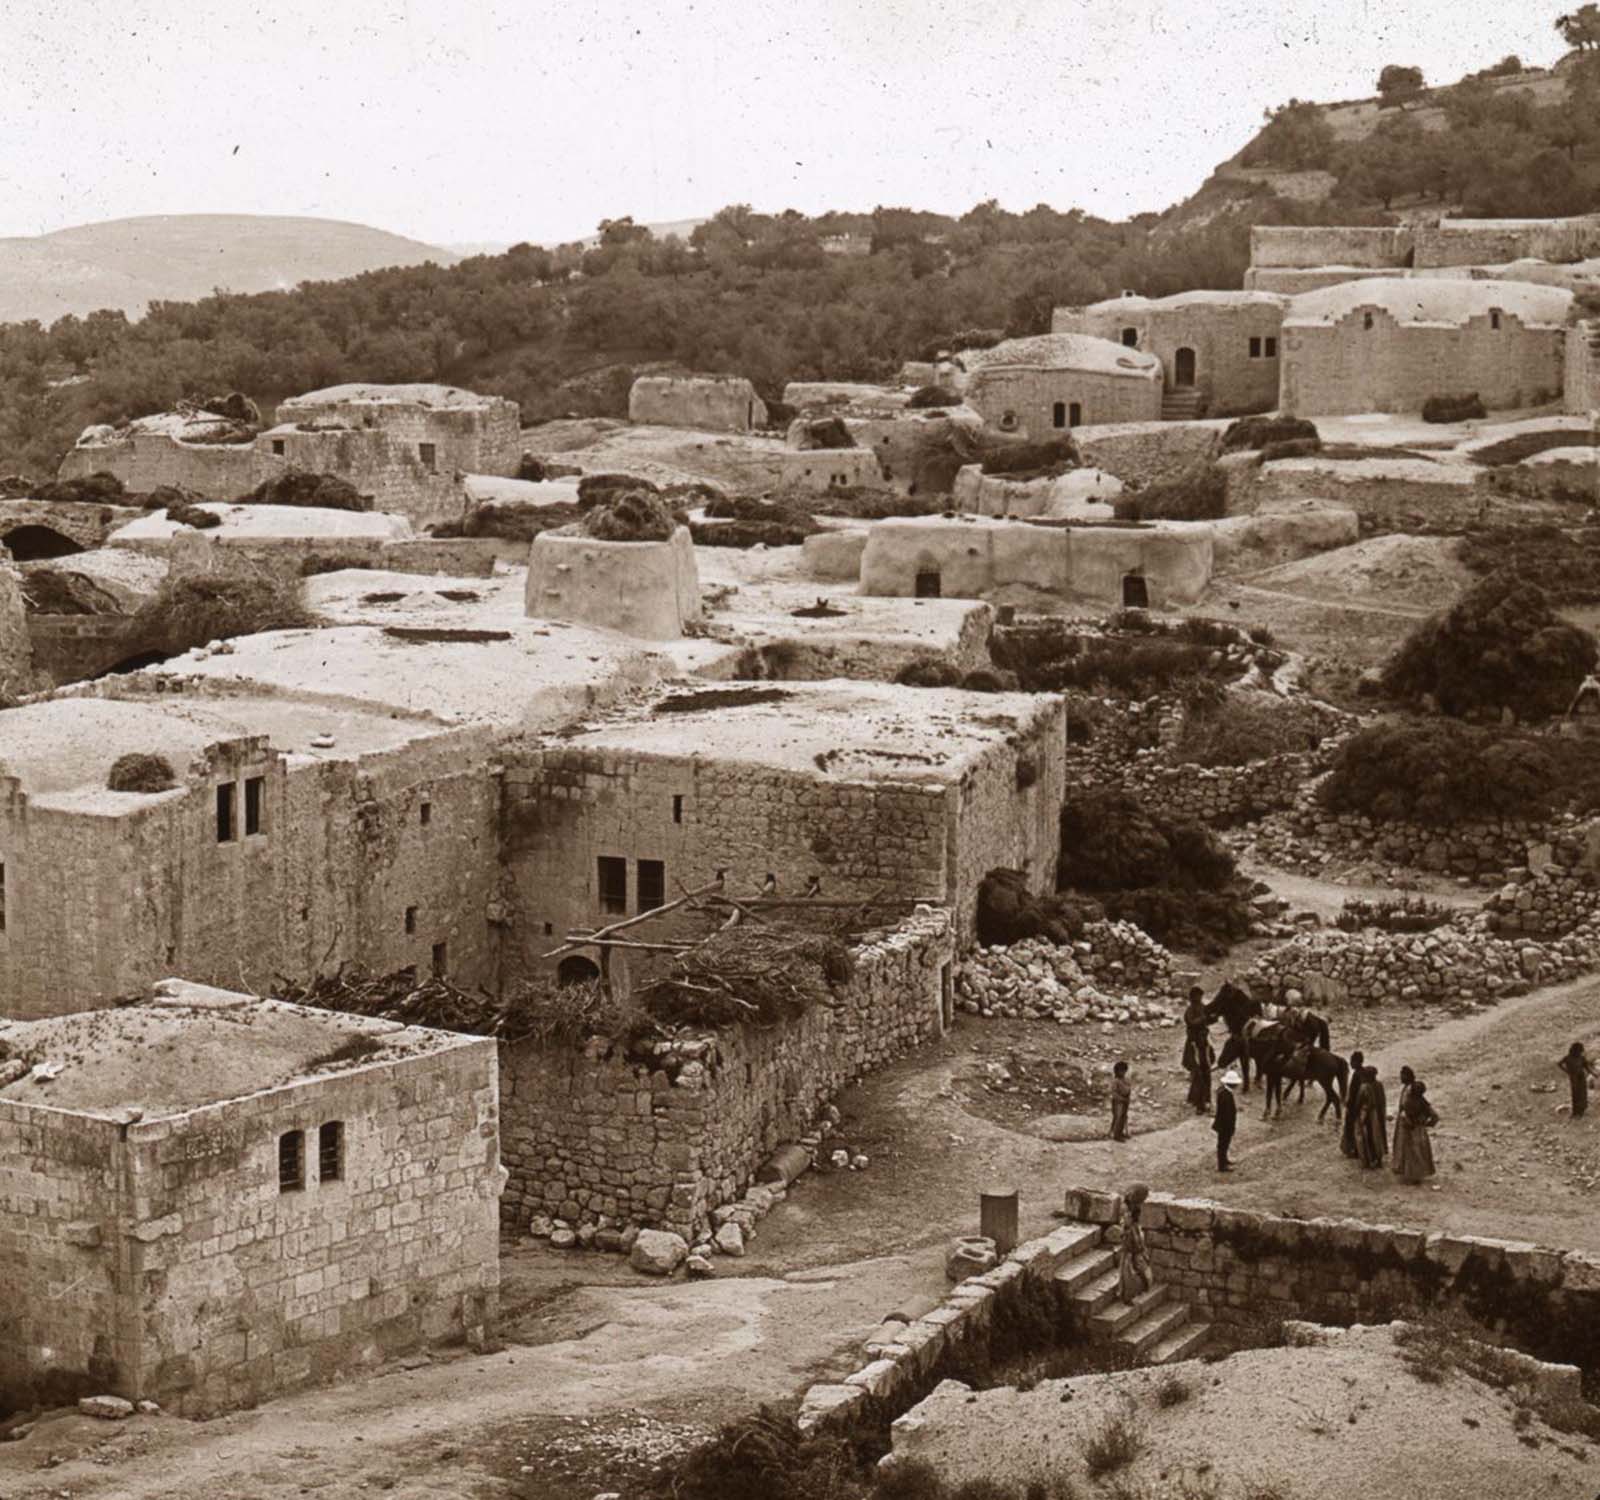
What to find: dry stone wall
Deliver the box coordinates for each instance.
[498,912,953,1243]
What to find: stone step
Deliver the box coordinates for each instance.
[1052,1247,1117,1294]
[1116,1300,1191,1357]
[1148,1318,1213,1365]
[1087,1282,1168,1336]
[1067,1268,1125,1319]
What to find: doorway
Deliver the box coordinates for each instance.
[557,955,600,987]
[1122,573,1150,608]
[914,568,942,599]
[2,525,83,561]
[1173,348,1197,387]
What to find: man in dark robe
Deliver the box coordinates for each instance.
[1182,987,1214,1114]
[1340,1049,1366,1159]
[1356,1065,1389,1169]
[1213,1071,1239,1172]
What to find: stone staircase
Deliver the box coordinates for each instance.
[1053,1228,1211,1364]
[1160,388,1206,422]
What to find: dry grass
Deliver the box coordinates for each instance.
[128,559,313,656]
[1079,1406,1146,1478]
[106,752,176,793]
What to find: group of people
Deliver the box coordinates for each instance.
[1336,1053,1438,1185]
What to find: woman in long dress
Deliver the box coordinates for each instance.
[1340,1050,1366,1159]
[1396,1080,1439,1185]
[1391,1065,1416,1170]
[1182,994,1214,1114]
[1558,1042,1596,1119]
[1118,1182,1152,1304]
[1356,1066,1388,1169]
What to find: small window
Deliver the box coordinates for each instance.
[1052,401,1067,429]
[998,411,1019,432]
[598,856,628,915]
[1069,402,1082,427]
[915,569,941,599]
[1120,327,1138,347]
[1363,312,1375,331]
[319,1122,344,1183]
[419,800,431,826]
[279,1130,305,1192]
[405,905,418,934]
[638,859,666,912]
[1265,336,1278,358]
[216,782,235,843]
[244,776,264,836]
[431,940,448,977]
[543,921,554,935]
[672,794,683,824]
[271,439,285,456]
[1249,336,1262,358]
[1490,310,1502,330]
[419,441,437,472]
[0,861,7,933]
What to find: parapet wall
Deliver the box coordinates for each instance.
[524,525,701,638]
[497,911,954,1242]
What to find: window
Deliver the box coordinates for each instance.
[672,794,683,825]
[0,861,6,932]
[279,1130,305,1192]
[598,856,628,914]
[1069,402,1082,427]
[420,800,432,827]
[1249,336,1262,358]
[318,1122,344,1183]
[1121,327,1138,347]
[431,940,448,977]
[244,776,264,836]
[1491,310,1502,330]
[405,906,418,934]
[1363,312,1374,331]
[1265,336,1278,358]
[419,441,437,472]
[914,569,941,599]
[271,439,285,456]
[216,782,235,843]
[998,411,1019,432]
[638,859,666,912]
[1052,401,1067,429]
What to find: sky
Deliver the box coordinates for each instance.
[0,0,1572,249]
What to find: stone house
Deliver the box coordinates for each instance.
[0,980,500,1417]
[961,334,1163,440]
[1054,291,1288,418]
[498,681,1067,964]
[628,374,768,433]
[1278,278,1572,416]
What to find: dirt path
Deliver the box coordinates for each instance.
[1236,858,1482,923]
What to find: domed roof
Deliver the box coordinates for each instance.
[1080,289,1287,314]
[964,333,1161,380]
[1283,277,1572,330]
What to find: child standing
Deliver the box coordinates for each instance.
[1110,1060,1132,1141]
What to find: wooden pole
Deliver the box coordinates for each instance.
[539,875,726,960]
[980,1188,1019,1256]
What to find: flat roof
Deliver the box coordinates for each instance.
[280,383,510,410]
[0,983,475,1119]
[546,680,1057,782]
[109,504,413,544]
[1284,277,1573,329]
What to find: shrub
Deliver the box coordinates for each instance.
[579,491,679,541]
[1220,415,1319,453]
[907,385,961,409]
[1259,437,1321,462]
[106,753,176,793]
[1113,463,1227,522]
[127,563,313,657]
[1174,691,1329,767]
[649,1407,869,1500]
[236,470,367,511]
[792,416,857,449]
[813,488,943,520]
[515,454,546,481]
[690,519,814,547]
[1335,895,1453,933]
[1456,526,1600,606]
[166,502,221,529]
[1080,1407,1145,1478]
[978,434,1077,479]
[1421,393,1486,423]
[896,657,963,687]
[1154,1371,1193,1408]
[32,472,125,504]
[299,553,376,576]
[576,472,659,505]
[977,868,1098,946]
[1381,572,1598,720]
[454,499,584,542]
[1467,428,1599,466]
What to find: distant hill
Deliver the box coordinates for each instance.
[0,214,458,325]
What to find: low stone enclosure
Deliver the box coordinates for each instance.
[795,1190,1600,1442]
[498,910,954,1245]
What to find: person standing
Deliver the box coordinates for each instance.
[1214,1071,1239,1172]
[1396,1080,1439,1185]
[1117,1182,1152,1304]
[1391,1065,1416,1169]
[1558,1042,1596,1119]
[1340,1050,1366,1159]
[1356,1065,1388,1169]
[1109,1060,1132,1142]
[1182,988,1214,1115]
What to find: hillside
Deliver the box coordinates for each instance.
[0,215,457,325]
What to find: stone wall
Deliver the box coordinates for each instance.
[0,1035,500,1417]
[1280,306,1566,417]
[0,500,147,556]
[26,614,136,685]
[839,411,976,496]
[777,448,885,493]
[628,375,767,433]
[964,366,1162,443]
[1417,214,1600,269]
[1567,322,1599,416]
[0,558,27,684]
[1064,1188,1600,1374]
[498,911,953,1243]
[1071,422,1223,486]
[1250,225,1413,271]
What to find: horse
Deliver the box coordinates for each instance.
[1279,1045,1349,1122]
[1203,982,1263,1091]
[1216,1023,1289,1111]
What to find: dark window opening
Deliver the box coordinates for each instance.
[543,921,554,935]
[1265,336,1278,358]
[672,794,683,824]
[216,782,235,843]
[1491,310,1502,330]
[1174,348,1197,387]
[1069,402,1082,427]
[318,1121,344,1183]
[1052,401,1067,429]
[914,569,941,599]
[244,776,264,836]
[419,442,437,472]
[998,411,1019,432]
[1122,573,1150,608]
[598,856,627,914]
[557,955,600,987]
[1363,312,1375,331]
[638,859,666,912]
[431,940,448,977]
[1249,336,1262,358]
[420,800,432,827]
[0,861,7,932]
[279,1130,305,1192]
[405,906,417,934]
[2,525,85,562]
[271,439,285,456]
[1120,327,1138,347]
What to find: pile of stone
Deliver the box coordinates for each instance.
[1483,865,1600,939]
[955,928,1180,1025]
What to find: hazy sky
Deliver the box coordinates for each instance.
[0,0,1570,248]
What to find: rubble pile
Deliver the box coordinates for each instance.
[1483,864,1600,938]
[955,926,1181,1025]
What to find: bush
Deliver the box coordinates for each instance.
[1113,463,1227,522]
[792,416,856,449]
[106,753,176,793]
[236,470,368,511]
[1381,572,1598,720]
[1174,691,1329,767]
[689,519,813,547]
[978,434,1077,479]
[1259,436,1322,462]
[32,472,125,504]
[515,454,546,481]
[1467,429,1599,467]
[166,503,221,529]
[1422,392,1487,423]
[895,658,963,687]
[976,868,1099,946]
[1457,526,1600,606]
[907,385,961,409]
[576,472,659,505]
[813,488,943,520]
[579,491,680,541]
[454,499,584,542]
[1080,1407,1145,1479]
[1154,1371,1194,1408]
[127,564,314,657]
[649,1407,869,1500]
[1335,895,1453,933]
[1220,415,1319,453]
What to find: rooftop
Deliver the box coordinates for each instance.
[109,504,412,544]
[1283,277,1574,329]
[963,333,1162,380]
[0,982,473,1119]
[1076,289,1287,313]
[279,383,512,411]
[546,680,1055,782]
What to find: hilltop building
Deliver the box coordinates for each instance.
[628,374,768,433]
[960,334,1163,439]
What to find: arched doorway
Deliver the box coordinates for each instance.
[2,525,84,561]
[1173,348,1197,388]
[556,955,601,987]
